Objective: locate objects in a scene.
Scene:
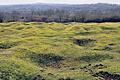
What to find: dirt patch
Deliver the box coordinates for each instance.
[80,64,120,80]
[15,49,64,68]
[33,75,45,80]
[31,53,64,67]
[73,38,95,46]
[93,71,120,80]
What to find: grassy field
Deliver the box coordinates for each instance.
[0,22,120,80]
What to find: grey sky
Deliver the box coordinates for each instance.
[0,0,119,5]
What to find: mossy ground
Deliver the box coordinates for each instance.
[0,22,120,80]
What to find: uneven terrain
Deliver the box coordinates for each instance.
[0,22,120,80]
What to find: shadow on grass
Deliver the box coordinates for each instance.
[77,54,113,62]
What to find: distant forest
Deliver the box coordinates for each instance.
[0,3,120,23]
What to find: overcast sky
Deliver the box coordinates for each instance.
[0,0,119,5]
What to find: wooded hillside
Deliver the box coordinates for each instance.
[0,3,120,22]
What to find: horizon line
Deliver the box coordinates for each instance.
[0,2,119,6]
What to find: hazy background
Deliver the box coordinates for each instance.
[0,0,120,5]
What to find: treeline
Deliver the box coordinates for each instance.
[0,4,120,23]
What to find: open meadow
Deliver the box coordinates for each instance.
[0,22,120,80]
